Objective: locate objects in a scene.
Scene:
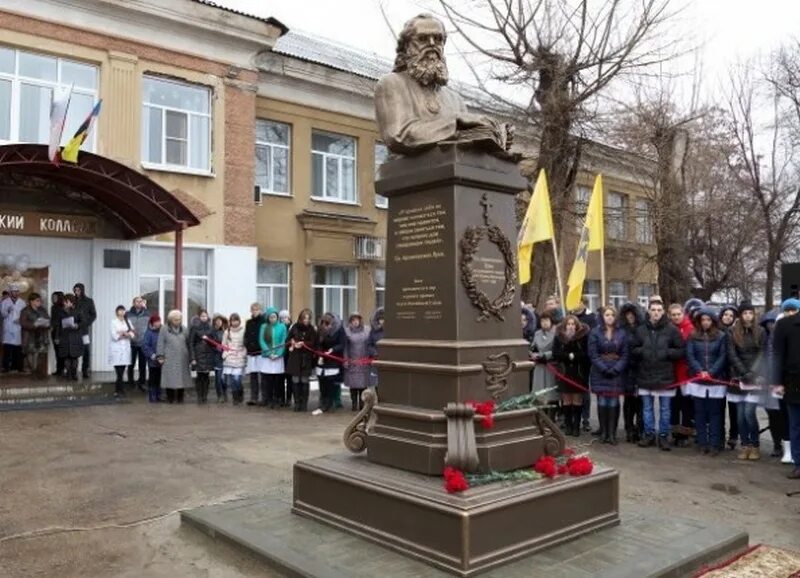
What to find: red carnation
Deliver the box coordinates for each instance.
[468,400,496,430]
[566,456,593,476]
[443,468,469,493]
[561,447,576,457]
[534,455,558,478]
[482,414,495,429]
[557,464,568,475]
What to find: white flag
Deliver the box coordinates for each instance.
[48,84,73,164]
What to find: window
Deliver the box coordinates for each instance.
[374,142,389,208]
[312,265,357,319]
[574,185,591,232]
[257,261,290,312]
[255,119,290,196]
[374,267,386,309]
[609,281,629,310]
[312,130,356,203]
[583,279,600,313]
[635,198,654,244]
[637,283,657,308]
[0,45,98,147]
[607,192,628,241]
[142,76,211,172]
[139,246,209,321]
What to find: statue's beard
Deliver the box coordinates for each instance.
[406,49,448,88]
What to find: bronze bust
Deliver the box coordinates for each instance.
[375,14,514,158]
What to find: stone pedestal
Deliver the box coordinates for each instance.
[292,145,620,576]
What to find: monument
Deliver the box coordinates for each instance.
[290,14,620,576]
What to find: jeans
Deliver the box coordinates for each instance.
[597,395,620,408]
[147,365,162,402]
[127,344,147,385]
[737,401,760,447]
[227,373,243,396]
[787,401,800,467]
[214,368,225,398]
[694,396,723,449]
[641,394,671,438]
[582,392,591,422]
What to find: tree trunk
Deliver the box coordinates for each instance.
[765,253,777,310]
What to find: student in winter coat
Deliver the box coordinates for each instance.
[632,300,685,451]
[344,312,372,411]
[719,303,740,449]
[619,303,644,443]
[156,309,192,403]
[1,285,26,372]
[20,292,50,379]
[286,309,318,412]
[367,307,385,389]
[72,283,96,378]
[588,307,629,445]
[141,315,162,402]
[259,307,287,409]
[530,311,557,408]
[56,293,84,381]
[313,312,345,414]
[244,303,264,406]
[669,302,696,447]
[49,292,65,377]
[210,314,228,403]
[125,296,150,391]
[771,298,800,478]
[222,313,247,405]
[189,309,215,404]
[109,305,134,396]
[686,307,729,455]
[727,302,764,460]
[760,308,787,458]
[522,305,537,343]
[552,315,591,437]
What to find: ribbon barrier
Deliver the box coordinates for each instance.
[201,335,374,366]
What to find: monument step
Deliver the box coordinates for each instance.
[182,493,748,578]
[0,381,119,410]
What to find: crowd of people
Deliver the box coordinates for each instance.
[523,293,800,479]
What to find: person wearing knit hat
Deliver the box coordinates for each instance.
[717,303,740,449]
[141,314,163,402]
[719,304,738,331]
[728,301,764,460]
[686,307,729,456]
[772,300,800,478]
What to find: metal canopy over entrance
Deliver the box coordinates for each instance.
[0,144,200,239]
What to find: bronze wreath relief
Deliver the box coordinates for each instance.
[460,194,517,322]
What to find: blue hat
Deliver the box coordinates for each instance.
[719,304,738,317]
[696,306,719,322]
[781,298,800,312]
[684,298,703,313]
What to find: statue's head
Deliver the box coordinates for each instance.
[393,14,449,88]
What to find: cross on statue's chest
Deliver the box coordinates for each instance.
[480,193,493,226]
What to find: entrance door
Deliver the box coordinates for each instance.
[0,264,50,374]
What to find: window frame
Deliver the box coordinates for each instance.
[607,191,629,242]
[0,45,98,148]
[608,281,629,310]
[637,283,657,308]
[311,129,358,205]
[374,267,386,309]
[138,245,210,322]
[583,279,600,313]
[311,264,358,319]
[256,260,291,312]
[141,75,213,176]
[635,198,654,245]
[574,185,591,233]
[255,119,292,198]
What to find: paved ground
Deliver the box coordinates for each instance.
[1,396,799,578]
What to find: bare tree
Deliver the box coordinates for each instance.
[728,47,800,309]
[436,0,677,303]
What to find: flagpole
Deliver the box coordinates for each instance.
[551,236,566,314]
[600,247,607,307]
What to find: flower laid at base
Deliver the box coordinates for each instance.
[443,448,594,494]
[466,387,557,430]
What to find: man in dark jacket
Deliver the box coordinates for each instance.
[632,299,686,450]
[572,297,597,432]
[244,303,264,406]
[126,296,150,390]
[772,298,800,478]
[73,283,96,378]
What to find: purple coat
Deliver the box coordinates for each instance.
[588,326,629,396]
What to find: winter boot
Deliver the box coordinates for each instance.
[782,441,793,464]
[597,406,609,443]
[350,388,360,411]
[609,405,620,445]
[569,406,581,437]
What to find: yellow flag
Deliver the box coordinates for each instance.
[587,174,604,251]
[518,169,555,284]
[565,174,604,309]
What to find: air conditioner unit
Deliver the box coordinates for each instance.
[355,236,385,260]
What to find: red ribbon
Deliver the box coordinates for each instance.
[201,335,373,366]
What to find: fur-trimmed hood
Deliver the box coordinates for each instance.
[556,320,590,343]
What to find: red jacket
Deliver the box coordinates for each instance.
[673,317,694,383]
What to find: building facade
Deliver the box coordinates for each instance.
[0,1,656,372]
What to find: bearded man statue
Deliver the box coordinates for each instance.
[375,14,514,157]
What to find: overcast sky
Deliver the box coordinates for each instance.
[221,0,800,106]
